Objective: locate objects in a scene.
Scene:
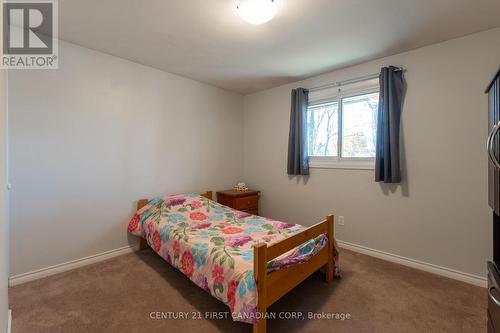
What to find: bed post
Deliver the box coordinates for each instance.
[325,214,335,283]
[253,243,267,333]
[137,199,149,251]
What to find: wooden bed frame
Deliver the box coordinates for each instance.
[136,191,334,333]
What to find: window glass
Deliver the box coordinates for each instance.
[306,102,338,157]
[341,92,378,158]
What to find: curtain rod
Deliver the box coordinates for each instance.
[308,67,405,92]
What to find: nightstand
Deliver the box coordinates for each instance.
[216,190,260,215]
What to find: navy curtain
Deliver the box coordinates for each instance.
[375,66,406,183]
[287,88,309,175]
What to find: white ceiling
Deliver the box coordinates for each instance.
[59,0,500,94]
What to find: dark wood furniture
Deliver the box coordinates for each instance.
[216,189,260,215]
[488,67,500,217]
[487,68,500,333]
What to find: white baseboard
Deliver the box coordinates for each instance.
[337,240,487,288]
[7,239,487,288]
[9,244,139,287]
[7,309,11,333]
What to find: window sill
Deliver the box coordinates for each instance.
[308,157,375,170]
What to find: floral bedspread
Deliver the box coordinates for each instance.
[128,193,340,323]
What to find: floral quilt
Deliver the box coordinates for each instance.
[127,193,340,323]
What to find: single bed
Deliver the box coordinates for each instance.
[128,191,339,333]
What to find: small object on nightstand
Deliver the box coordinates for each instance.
[233,182,249,191]
[217,189,260,216]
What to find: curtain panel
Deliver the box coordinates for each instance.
[375,66,406,183]
[287,88,309,176]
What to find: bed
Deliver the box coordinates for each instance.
[128,191,339,333]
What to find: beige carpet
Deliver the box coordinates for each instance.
[9,249,486,333]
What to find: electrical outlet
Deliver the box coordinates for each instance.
[338,216,345,226]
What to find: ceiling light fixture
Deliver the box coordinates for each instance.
[235,0,279,25]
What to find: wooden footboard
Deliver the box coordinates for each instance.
[252,215,335,333]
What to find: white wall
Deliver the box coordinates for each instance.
[8,41,243,276]
[0,67,8,333]
[8,27,500,282]
[243,28,500,278]
[0,1,9,329]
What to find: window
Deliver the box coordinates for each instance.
[307,102,339,157]
[307,80,379,169]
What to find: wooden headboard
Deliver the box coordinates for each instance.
[137,191,213,210]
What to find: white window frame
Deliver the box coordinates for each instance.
[307,81,379,170]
